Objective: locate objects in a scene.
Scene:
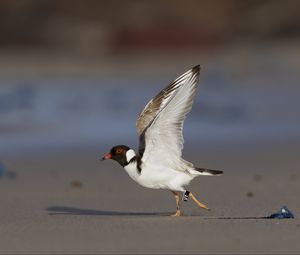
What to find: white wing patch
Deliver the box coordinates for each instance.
[140,66,201,173]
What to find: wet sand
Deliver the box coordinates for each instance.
[0,143,300,254]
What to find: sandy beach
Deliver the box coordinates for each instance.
[1,1,300,254]
[1,47,299,254]
[0,141,299,254]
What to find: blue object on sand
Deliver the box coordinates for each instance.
[268,206,294,219]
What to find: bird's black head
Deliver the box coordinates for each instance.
[101,145,132,167]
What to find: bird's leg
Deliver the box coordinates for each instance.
[188,191,210,211]
[171,191,181,216]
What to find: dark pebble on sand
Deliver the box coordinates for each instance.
[71,180,83,188]
[246,191,254,198]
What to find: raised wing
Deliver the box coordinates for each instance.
[136,72,184,136]
[138,65,200,169]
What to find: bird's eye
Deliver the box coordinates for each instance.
[116,148,123,154]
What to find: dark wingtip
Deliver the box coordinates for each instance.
[192,65,201,73]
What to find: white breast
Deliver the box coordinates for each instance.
[124,161,195,192]
[124,162,141,184]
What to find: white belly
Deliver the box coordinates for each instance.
[124,162,194,191]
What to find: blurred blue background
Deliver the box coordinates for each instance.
[0,0,299,156]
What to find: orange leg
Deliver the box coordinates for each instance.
[189,192,210,211]
[171,191,181,216]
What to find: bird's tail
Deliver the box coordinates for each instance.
[194,167,223,176]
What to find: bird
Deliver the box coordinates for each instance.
[101,65,223,216]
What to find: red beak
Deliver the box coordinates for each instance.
[101,153,112,161]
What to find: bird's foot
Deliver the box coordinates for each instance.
[188,192,211,211]
[171,210,181,217]
[199,204,211,211]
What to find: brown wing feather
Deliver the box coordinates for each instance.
[136,65,200,136]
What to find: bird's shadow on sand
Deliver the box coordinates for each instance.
[47,206,171,216]
[46,206,271,219]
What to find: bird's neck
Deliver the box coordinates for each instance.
[125,149,142,173]
[126,149,136,163]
